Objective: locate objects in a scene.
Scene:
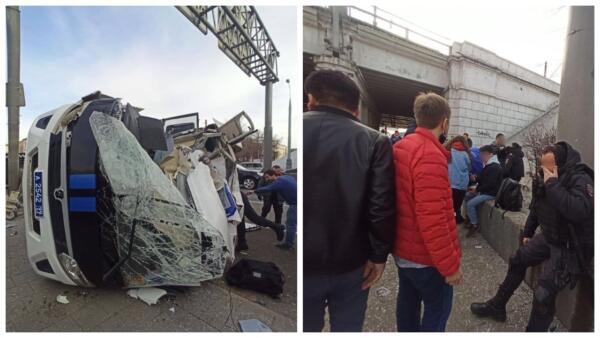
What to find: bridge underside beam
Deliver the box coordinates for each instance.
[359,66,444,128]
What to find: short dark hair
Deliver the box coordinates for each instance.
[304,70,360,111]
[264,169,277,176]
[272,165,282,170]
[480,145,495,154]
[496,133,505,139]
[413,92,451,129]
[467,138,473,147]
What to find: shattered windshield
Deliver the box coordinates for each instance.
[89,112,227,287]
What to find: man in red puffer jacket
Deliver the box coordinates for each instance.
[393,92,463,332]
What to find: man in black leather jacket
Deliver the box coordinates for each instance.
[303,70,396,332]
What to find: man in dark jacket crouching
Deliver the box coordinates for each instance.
[470,141,594,331]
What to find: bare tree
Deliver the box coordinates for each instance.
[521,124,557,178]
[235,130,284,163]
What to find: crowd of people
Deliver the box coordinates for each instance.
[303,69,594,332]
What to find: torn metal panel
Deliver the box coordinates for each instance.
[186,152,234,255]
[89,112,227,287]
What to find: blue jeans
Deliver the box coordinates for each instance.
[285,205,296,247]
[464,191,495,225]
[304,266,370,332]
[396,267,453,332]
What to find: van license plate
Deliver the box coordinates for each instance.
[34,170,44,218]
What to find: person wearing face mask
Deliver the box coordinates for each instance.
[470,142,594,332]
[393,92,462,332]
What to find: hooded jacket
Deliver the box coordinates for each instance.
[448,143,471,191]
[503,145,525,182]
[476,154,504,196]
[393,128,461,277]
[538,142,594,259]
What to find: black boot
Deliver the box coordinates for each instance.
[470,296,508,322]
[471,265,526,322]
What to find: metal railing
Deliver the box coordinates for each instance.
[347,6,453,55]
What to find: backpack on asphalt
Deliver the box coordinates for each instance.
[225,259,285,298]
[491,178,523,218]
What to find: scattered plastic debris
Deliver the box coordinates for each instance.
[169,307,175,313]
[376,286,391,298]
[127,287,167,305]
[56,295,69,304]
[239,319,272,332]
[475,245,483,249]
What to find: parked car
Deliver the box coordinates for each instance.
[240,161,263,173]
[237,164,261,190]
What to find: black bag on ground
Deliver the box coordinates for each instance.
[492,178,523,217]
[225,259,285,298]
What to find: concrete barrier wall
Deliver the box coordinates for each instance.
[477,201,594,331]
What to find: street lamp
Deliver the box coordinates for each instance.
[285,79,293,170]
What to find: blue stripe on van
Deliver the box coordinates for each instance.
[69,197,96,212]
[69,174,96,190]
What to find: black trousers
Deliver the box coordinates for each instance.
[497,233,574,331]
[261,193,283,224]
[237,193,280,248]
[451,188,467,223]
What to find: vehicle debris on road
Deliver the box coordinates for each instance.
[127,287,168,306]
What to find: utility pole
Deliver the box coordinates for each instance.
[557,6,594,168]
[263,80,273,170]
[285,79,292,170]
[6,6,26,192]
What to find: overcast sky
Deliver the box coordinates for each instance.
[18,6,298,150]
[352,4,569,82]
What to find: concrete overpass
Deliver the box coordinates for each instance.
[303,6,560,146]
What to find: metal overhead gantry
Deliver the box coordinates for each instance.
[176,6,280,170]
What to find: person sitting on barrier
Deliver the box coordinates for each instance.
[470,141,593,332]
[464,145,503,237]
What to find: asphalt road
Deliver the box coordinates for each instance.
[6,195,296,332]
